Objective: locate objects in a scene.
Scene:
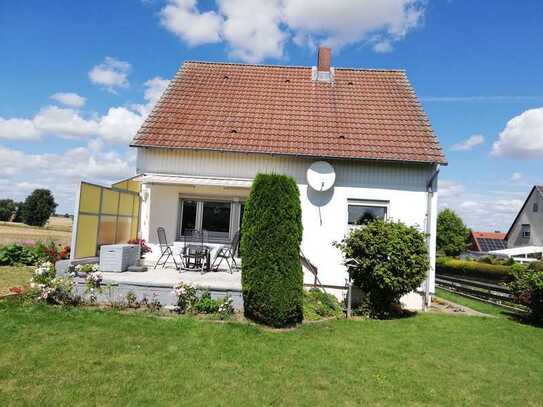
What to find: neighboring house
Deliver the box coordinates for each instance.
[129,47,446,309]
[506,186,543,248]
[469,231,506,252]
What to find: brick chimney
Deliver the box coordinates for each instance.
[317,47,331,72]
[313,46,334,82]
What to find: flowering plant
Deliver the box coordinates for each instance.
[74,263,100,275]
[35,241,70,263]
[30,261,75,305]
[217,296,234,319]
[84,268,103,303]
[172,282,198,313]
[128,239,152,257]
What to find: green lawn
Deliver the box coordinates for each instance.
[0,266,32,295]
[1,292,543,406]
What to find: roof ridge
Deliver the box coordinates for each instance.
[183,60,405,73]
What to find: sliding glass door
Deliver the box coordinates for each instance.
[177,198,242,243]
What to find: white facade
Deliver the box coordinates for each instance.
[136,147,439,309]
[506,187,543,248]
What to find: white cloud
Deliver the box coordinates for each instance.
[0,77,167,144]
[132,76,171,116]
[511,172,523,182]
[0,143,134,213]
[89,57,131,92]
[143,77,170,106]
[159,0,223,46]
[282,0,423,50]
[438,179,524,231]
[158,0,425,62]
[50,92,86,108]
[33,106,99,138]
[451,134,484,151]
[438,180,464,198]
[218,0,286,63]
[0,117,41,140]
[491,107,543,159]
[97,107,145,144]
[373,40,393,53]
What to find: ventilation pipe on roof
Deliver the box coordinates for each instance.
[312,46,334,82]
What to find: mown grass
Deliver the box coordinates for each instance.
[0,266,32,295]
[1,293,542,406]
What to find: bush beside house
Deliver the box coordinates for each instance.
[510,261,543,323]
[335,219,429,318]
[241,173,304,328]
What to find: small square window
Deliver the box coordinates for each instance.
[534,203,539,212]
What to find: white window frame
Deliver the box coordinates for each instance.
[346,199,389,229]
[176,195,244,242]
[521,224,531,238]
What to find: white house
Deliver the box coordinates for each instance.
[505,185,543,249]
[129,48,446,310]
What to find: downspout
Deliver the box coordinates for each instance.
[424,164,440,310]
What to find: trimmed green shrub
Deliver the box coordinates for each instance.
[437,209,470,256]
[303,289,343,321]
[509,261,543,323]
[436,257,513,282]
[335,219,429,318]
[241,173,303,328]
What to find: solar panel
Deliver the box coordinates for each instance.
[478,238,506,252]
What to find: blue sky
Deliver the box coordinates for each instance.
[1,0,542,231]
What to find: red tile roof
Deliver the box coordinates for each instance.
[472,232,506,240]
[131,61,446,164]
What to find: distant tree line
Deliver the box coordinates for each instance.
[0,189,58,227]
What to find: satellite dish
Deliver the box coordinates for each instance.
[307,161,336,191]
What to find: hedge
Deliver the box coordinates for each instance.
[240,173,303,328]
[436,257,513,282]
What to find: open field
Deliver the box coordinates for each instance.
[0,216,72,246]
[0,274,542,406]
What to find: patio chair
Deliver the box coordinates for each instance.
[211,230,240,273]
[181,229,209,272]
[154,227,179,270]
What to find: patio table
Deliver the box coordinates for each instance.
[180,244,211,272]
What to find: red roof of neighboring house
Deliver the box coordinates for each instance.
[469,231,507,252]
[131,61,446,164]
[472,232,506,240]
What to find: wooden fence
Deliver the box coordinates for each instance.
[435,273,526,312]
